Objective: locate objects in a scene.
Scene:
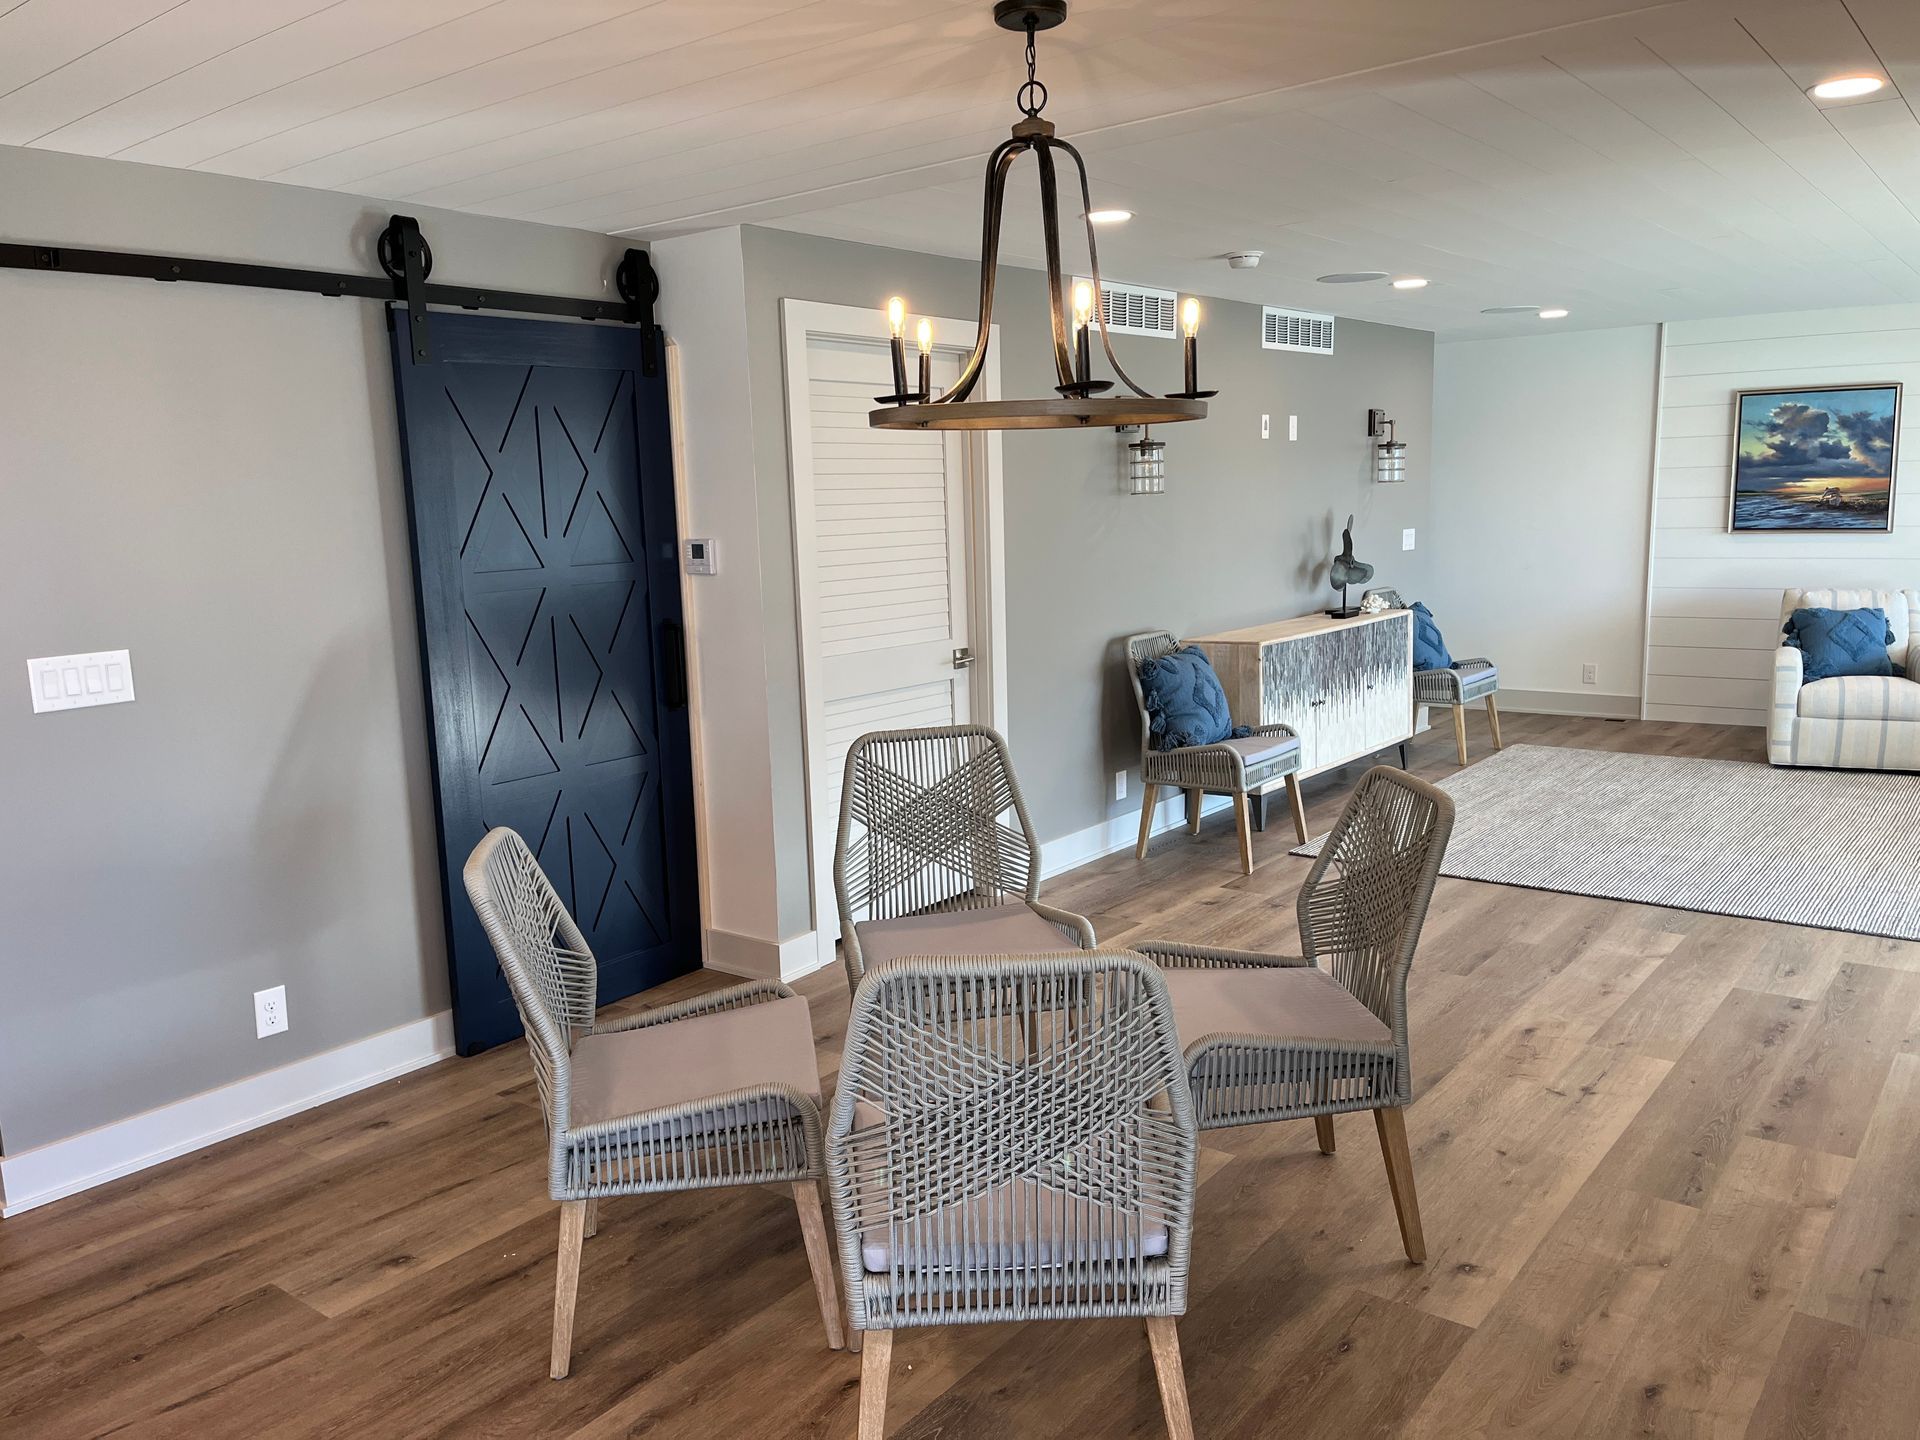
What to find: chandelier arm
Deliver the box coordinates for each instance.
[937,136,1028,405]
[1055,136,1157,399]
[1032,139,1078,390]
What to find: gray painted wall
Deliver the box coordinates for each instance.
[0,146,627,1153]
[736,226,1434,938]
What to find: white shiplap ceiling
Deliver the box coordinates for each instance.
[2,0,1916,337]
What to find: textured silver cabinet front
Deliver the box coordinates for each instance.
[1256,613,1411,775]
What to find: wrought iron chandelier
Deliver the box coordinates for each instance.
[869,0,1214,431]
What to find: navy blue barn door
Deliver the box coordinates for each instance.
[389,311,698,1054]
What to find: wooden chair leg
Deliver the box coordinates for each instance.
[551,1200,588,1379]
[1145,1316,1195,1440]
[1135,783,1160,860]
[1285,773,1308,844]
[1314,1114,1337,1155]
[792,1181,846,1351]
[1232,792,1253,874]
[1451,703,1469,766]
[1185,788,1203,835]
[1373,1106,1426,1263]
[859,1329,893,1440]
[582,1196,599,1239]
[1485,693,1504,750]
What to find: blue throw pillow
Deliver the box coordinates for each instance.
[1138,647,1250,750]
[1782,606,1896,683]
[1409,601,1453,671]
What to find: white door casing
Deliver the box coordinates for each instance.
[782,299,1007,973]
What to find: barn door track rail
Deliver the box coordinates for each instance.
[2,214,660,372]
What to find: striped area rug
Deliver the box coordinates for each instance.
[1291,743,1920,940]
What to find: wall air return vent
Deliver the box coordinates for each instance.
[1262,306,1336,354]
[1074,276,1178,338]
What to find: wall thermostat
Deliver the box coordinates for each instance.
[684,538,717,575]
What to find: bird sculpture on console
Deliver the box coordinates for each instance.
[1328,515,1373,618]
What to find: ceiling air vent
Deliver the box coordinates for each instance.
[1262,306,1336,355]
[1075,276,1178,338]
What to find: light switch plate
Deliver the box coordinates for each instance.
[1288,415,1298,441]
[29,650,134,714]
[1402,528,1417,551]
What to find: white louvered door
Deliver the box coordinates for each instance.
[796,333,975,954]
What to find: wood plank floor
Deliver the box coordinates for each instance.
[5,713,1919,1437]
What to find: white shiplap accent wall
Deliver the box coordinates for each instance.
[1646,305,1920,726]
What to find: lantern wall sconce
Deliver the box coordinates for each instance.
[1123,425,1167,494]
[1368,407,1407,483]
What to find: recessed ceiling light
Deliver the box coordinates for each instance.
[1391,277,1429,290]
[1810,75,1884,100]
[1316,271,1390,284]
[1087,208,1132,224]
[1537,307,1570,319]
[1481,305,1542,315]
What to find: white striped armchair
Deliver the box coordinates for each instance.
[1770,587,1920,772]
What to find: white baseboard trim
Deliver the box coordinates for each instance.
[1039,790,1235,882]
[1499,688,1640,720]
[703,927,835,985]
[0,1011,454,1218]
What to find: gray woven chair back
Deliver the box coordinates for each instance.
[834,724,1040,986]
[829,951,1197,1331]
[1124,630,1180,760]
[1298,767,1454,1055]
[463,826,594,1132]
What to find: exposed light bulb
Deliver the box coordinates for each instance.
[1181,298,1201,338]
[886,296,905,337]
[1072,280,1094,326]
[1810,75,1884,99]
[916,318,933,354]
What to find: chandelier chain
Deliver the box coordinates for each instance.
[1017,16,1047,117]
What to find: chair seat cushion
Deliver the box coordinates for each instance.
[568,995,820,1129]
[1221,733,1302,767]
[1798,675,1920,722]
[1161,965,1391,1050]
[860,1179,1169,1273]
[854,902,1071,968]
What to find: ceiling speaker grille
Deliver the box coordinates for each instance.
[1262,306,1336,354]
[1075,277,1177,338]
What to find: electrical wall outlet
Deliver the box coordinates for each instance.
[254,985,288,1038]
[1582,663,1598,686]
[1288,414,1298,441]
[1260,413,1270,440]
[1402,528,1416,551]
[1113,769,1127,802]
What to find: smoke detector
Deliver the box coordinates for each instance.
[1225,251,1263,269]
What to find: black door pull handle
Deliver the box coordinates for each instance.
[663,619,689,709]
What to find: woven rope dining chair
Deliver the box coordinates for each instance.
[464,827,845,1379]
[1126,630,1307,874]
[1411,658,1502,766]
[834,724,1094,994]
[829,951,1200,1439]
[1135,767,1453,1263]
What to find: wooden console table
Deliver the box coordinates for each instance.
[1191,609,1414,829]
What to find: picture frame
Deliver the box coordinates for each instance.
[1727,381,1900,533]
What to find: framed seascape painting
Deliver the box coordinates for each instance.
[1728,382,1901,533]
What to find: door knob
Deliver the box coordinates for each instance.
[952,647,975,669]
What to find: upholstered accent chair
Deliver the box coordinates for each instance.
[829,951,1200,1439]
[1411,658,1502,766]
[1135,767,1454,1264]
[1126,630,1307,874]
[463,828,845,1379]
[1770,587,1920,772]
[834,724,1095,993]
